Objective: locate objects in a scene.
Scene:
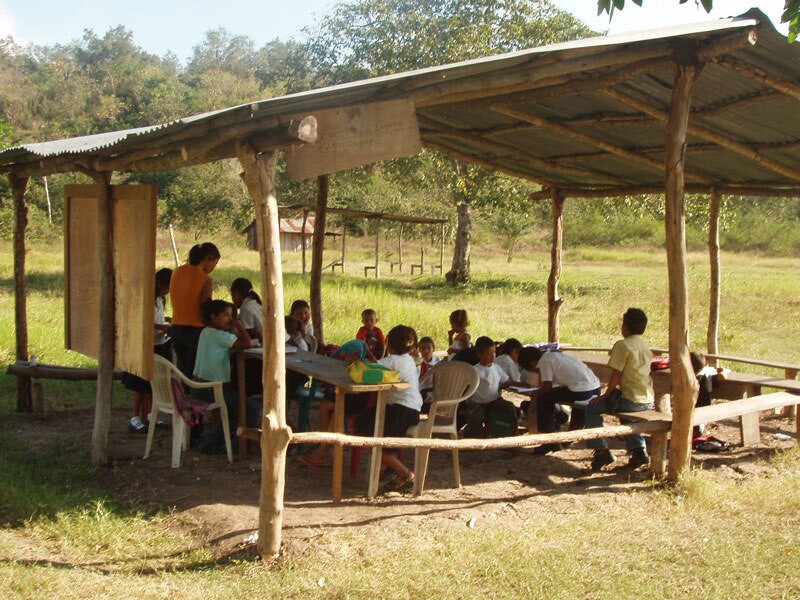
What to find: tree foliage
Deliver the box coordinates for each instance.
[597,0,800,43]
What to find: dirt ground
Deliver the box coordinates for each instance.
[8,405,798,559]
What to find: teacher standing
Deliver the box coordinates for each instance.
[169,242,220,376]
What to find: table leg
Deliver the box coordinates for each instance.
[237,352,247,461]
[332,388,345,503]
[368,393,386,498]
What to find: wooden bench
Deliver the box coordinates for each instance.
[617,391,800,472]
[410,249,425,275]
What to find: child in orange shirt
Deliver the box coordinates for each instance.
[356,308,386,361]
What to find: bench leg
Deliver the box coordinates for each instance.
[740,412,760,446]
[649,432,668,479]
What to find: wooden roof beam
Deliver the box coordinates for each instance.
[490,105,713,185]
[713,55,800,102]
[529,183,800,199]
[604,87,800,182]
[422,140,555,187]
[419,115,629,186]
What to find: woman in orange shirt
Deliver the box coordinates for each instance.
[169,242,220,375]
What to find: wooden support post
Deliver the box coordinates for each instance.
[439,222,445,274]
[10,173,32,413]
[236,144,291,560]
[88,170,115,467]
[649,393,671,479]
[301,209,309,275]
[707,187,722,365]
[374,225,380,278]
[547,188,565,343]
[784,368,798,422]
[664,56,702,482]
[310,176,328,349]
[341,217,348,273]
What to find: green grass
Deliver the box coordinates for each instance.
[1,235,800,597]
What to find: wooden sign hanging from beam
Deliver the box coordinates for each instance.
[285,99,421,181]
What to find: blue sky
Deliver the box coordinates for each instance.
[0,1,788,63]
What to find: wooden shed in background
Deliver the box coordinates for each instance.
[244,216,316,252]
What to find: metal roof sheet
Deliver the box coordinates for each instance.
[1,8,798,194]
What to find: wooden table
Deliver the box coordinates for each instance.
[567,351,800,444]
[236,349,409,502]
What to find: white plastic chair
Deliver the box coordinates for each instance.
[366,360,479,497]
[145,354,233,468]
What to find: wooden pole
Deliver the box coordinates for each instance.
[310,175,328,349]
[341,217,348,273]
[236,144,290,560]
[10,173,32,413]
[43,176,52,224]
[301,209,309,275]
[547,188,565,343]
[168,223,180,266]
[439,223,445,274]
[398,223,403,273]
[374,223,380,278]
[88,170,115,467]
[664,56,702,482]
[707,187,722,364]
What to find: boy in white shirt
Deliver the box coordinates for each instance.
[464,337,517,438]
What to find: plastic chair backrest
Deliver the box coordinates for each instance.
[421,360,480,428]
[331,339,367,362]
[151,354,177,413]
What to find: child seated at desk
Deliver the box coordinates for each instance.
[464,336,517,438]
[285,315,309,352]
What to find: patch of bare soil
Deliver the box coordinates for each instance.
[6,406,798,559]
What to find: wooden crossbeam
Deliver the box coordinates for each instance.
[529,184,800,199]
[713,55,800,103]
[604,88,800,182]
[423,140,554,187]
[420,114,628,185]
[490,105,713,185]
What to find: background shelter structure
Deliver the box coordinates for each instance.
[278,204,447,277]
[3,8,800,558]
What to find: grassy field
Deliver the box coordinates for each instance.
[1,234,799,598]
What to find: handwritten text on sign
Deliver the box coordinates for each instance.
[286,99,421,181]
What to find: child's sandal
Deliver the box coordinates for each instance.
[384,470,415,492]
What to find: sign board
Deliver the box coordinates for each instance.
[64,185,157,379]
[286,99,422,181]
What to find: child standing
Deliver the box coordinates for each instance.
[125,268,173,433]
[230,278,263,342]
[585,308,654,471]
[464,336,517,438]
[356,308,385,361]
[447,309,472,357]
[360,325,422,491]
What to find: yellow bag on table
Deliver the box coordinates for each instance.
[346,360,402,384]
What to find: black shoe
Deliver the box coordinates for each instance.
[532,443,562,455]
[590,449,616,471]
[628,448,650,469]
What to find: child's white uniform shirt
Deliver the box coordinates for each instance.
[472,363,509,404]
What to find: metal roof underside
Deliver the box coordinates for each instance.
[2,8,799,194]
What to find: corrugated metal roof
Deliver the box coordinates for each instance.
[279,217,315,235]
[2,8,798,193]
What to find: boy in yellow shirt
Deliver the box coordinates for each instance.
[586,308,654,471]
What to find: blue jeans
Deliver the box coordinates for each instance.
[585,393,653,451]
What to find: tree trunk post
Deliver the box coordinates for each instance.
[88,170,115,468]
[301,209,309,275]
[341,217,348,273]
[446,202,472,285]
[374,223,380,278]
[547,188,565,343]
[707,186,721,365]
[439,222,445,274]
[310,175,328,349]
[664,55,702,482]
[236,144,291,560]
[398,223,403,272]
[10,173,32,413]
